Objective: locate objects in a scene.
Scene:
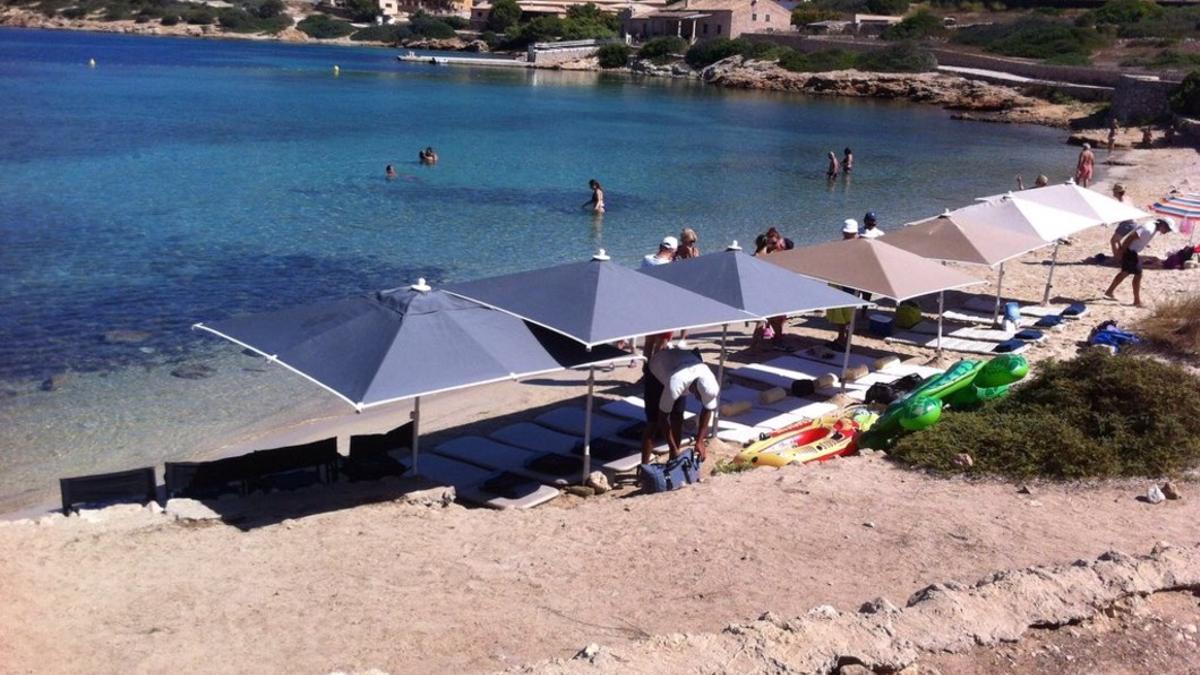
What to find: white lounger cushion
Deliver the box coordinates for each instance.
[719,383,813,413]
[433,437,580,486]
[789,348,881,371]
[885,331,1031,356]
[907,322,1047,344]
[534,407,638,439]
[962,297,1083,318]
[416,454,559,510]
[941,309,1042,328]
[489,422,641,473]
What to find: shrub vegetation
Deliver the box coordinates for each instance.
[953,17,1106,62]
[597,42,630,68]
[297,13,355,38]
[888,351,1200,479]
[1136,294,1200,358]
[638,36,688,62]
[1173,70,1200,115]
[882,10,946,41]
[500,2,619,48]
[685,38,935,72]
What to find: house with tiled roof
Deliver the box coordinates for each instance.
[623,0,793,43]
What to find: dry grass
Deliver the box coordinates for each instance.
[1136,294,1200,361]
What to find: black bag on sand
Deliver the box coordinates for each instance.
[865,374,925,405]
[638,450,701,493]
[790,379,816,397]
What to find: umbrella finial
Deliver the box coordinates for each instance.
[592,249,610,261]
[1066,178,1075,185]
[942,208,951,216]
[725,240,742,251]
[411,278,431,292]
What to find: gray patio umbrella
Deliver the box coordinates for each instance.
[194,280,629,473]
[641,245,870,408]
[446,251,756,478]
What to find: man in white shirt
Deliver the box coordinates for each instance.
[1104,217,1177,307]
[641,347,719,465]
[860,212,884,239]
[641,236,677,268]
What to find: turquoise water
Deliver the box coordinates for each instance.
[0,27,1074,384]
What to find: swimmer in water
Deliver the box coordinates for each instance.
[419,147,438,164]
[386,164,397,180]
[582,179,605,214]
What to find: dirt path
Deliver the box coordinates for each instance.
[1,457,1195,673]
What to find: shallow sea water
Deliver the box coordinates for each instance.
[0,27,1072,508]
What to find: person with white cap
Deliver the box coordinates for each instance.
[841,219,859,240]
[1104,217,1178,307]
[642,236,677,268]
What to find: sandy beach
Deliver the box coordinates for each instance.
[1,137,1198,673]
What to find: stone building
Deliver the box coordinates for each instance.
[622,0,793,43]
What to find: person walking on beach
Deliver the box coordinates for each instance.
[583,179,605,214]
[1075,144,1095,187]
[1108,118,1120,154]
[826,151,840,179]
[1104,217,1178,307]
[641,347,718,465]
[860,212,884,239]
[675,228,700,260]
[843,147,854,174]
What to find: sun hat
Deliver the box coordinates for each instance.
[1156,217,1179,233]
[842,219,859,234]
[661,235,679,250]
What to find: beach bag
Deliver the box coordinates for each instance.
[865,374,924,405]
[638,450,701,494]
[825,307,853,326]
[1089,321,1140,352]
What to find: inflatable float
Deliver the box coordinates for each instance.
[858,354,1028,450]
[732,407,878,469]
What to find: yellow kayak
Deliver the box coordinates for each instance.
[733,409,876,469]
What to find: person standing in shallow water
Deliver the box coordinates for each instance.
[826,151,840,179]
[1075,143,1095,187]
[842,147,853,174]
[583,179,605,214]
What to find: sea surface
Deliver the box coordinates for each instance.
[0,27,1071,508]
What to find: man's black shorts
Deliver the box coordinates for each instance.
[642,364,687,426]
[1121,248,1143,275]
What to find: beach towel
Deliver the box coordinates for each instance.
[417,453,559,509]
[885,331,1031,356]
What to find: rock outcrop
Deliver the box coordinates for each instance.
[402,36,468,51]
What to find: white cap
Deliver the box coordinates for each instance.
[1156,216,1179,233]
[592,249,611,261]
[725,240,742,251]
[660,236,678,251]
[842,219,859,234]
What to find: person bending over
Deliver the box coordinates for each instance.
[641,347,719,466]
[1104,217,1177,307]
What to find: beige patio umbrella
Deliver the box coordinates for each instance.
[885,212,1051,323]
[986,182,1150,225]
[767,238,985,356]
[950,195,1098,305]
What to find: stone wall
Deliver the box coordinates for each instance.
[1111,74,1179,124]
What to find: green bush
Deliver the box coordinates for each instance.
[350,23,411,42]
[953,18,1106,61]
[882,10,946,41]
[343,0,377,22]
[1090,0,1163,26]
[1172,70,1200,118]
[857,41,937,71]
[684,37,753,68]
[811,0,869,13]
[597,42,630,68]
[791,6,841,26]
[297,13,354,38]
[487,0,521,32]
[61,5,88,18]
[409,14,457,39]
[501,4,617,47]
[888,352,1200,479]
[160,13,179,25]
[638,36,688,61]
[438,14,468,29]
[866,0,909,14]
[183,5,215,24]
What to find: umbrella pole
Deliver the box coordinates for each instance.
[712,324,728,440]
[581,367,594,484]
[411,396,421,474]
[992,262,1006,326]
[1042,242,1060,306]
[937,291,945,355]
[840,311,857,394]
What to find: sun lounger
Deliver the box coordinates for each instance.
[534,407,638,440]
[907,322,1047,344]
[344,423,413,481]
[601,396,697,422]
[885,331,1031,356]
[165,456,252,500]
[719,383,814,414]
[433,437,583,486]
[416,453,558,509]
[941,309,1042,328]
[962,297,1088,318]
[59,467,158,513]
[489,422,642,472]
[788,347,883,371]
[247,439,340,492]
[762,356,844,381]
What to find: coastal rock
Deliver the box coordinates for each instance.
[632,59,696,79]
[165,498,222,521]
[171,363,216,380]
[586,471,610,494]
[1161,481,1182,500]
[276,26,310,43]
[952,452,974,468]
[565,485,595,498]
[1146,485,1166,504]
[701,56,1044,115]
[463,39,489,53]
[104,329,151,344]
[402,37,467,51]
[399,484,456,508]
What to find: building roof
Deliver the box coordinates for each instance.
[665,0,787,11]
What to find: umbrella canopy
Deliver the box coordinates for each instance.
[765,238,984,302]
[194,281,629,411]
[994,183,1150,225]
[444,251,756,348]
[886,213,1049,267]
[1150,192,1200,236]
[951,194,1098,243]
[639,248,869,318]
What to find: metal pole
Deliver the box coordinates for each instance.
[411,396,420,474]
[992,262,1006,326]
[1042,242,1060,306]
[839,310,857,394]
[937,291,945,354]
[581,367,594,484]
[712,324,728,440]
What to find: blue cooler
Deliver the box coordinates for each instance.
[868,313,893,337]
